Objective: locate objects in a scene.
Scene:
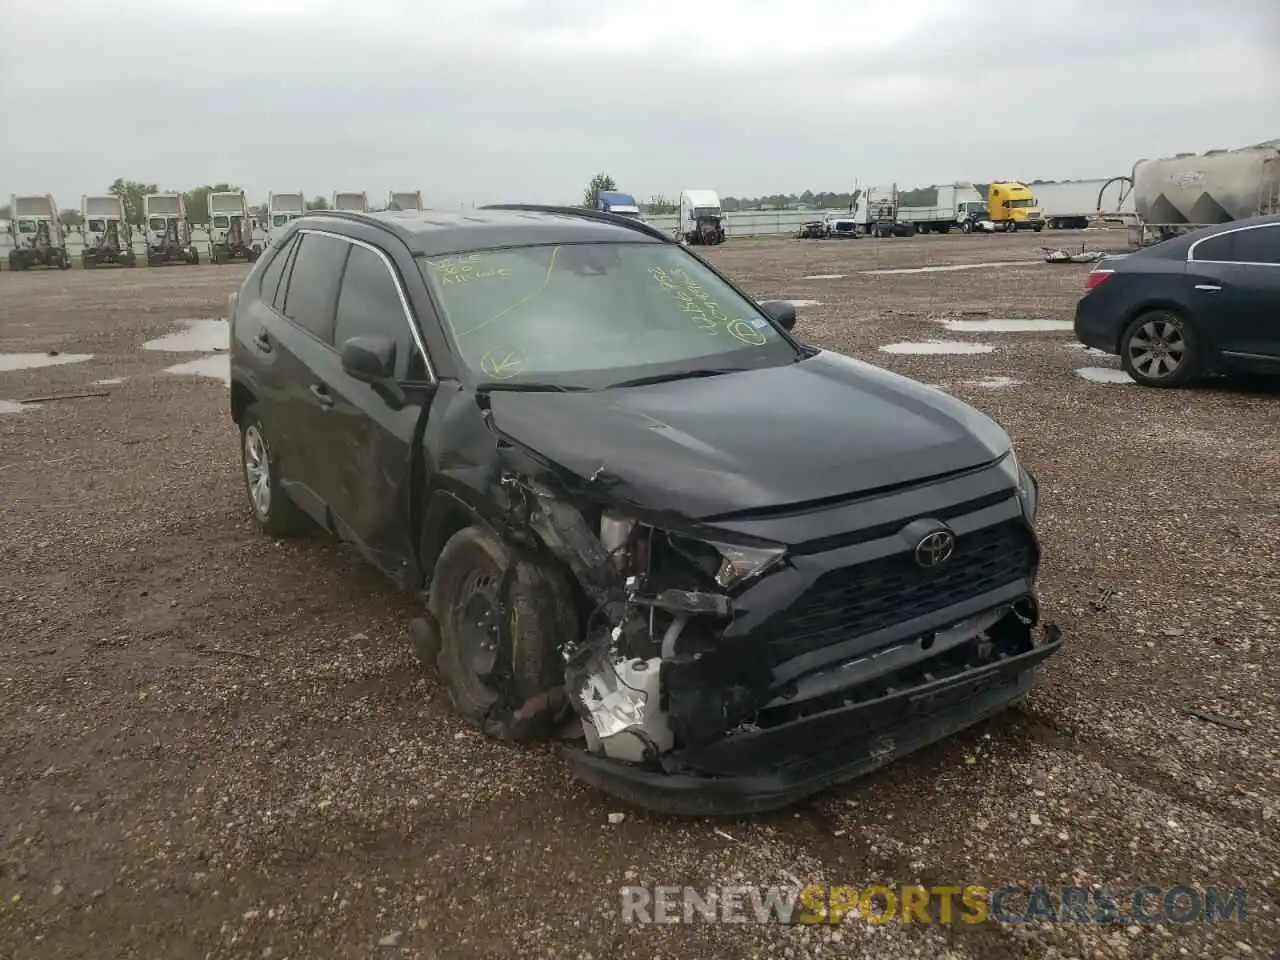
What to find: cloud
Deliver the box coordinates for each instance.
[2,0,1277,206]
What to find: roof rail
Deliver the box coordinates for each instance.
[297,208,406,242]
[479,203,672,243]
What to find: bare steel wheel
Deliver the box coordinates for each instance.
[240,406,303,535]
[1119,310,1202,387]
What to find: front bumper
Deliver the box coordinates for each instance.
[561,621,1063,817]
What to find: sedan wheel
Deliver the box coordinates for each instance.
[243,425,272,519]
[1120,311,1201,387]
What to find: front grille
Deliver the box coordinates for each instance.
[767,521,1034,659]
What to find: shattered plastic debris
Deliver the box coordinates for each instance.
[0,399,29,414]
[879,341,995,355]
[1074,366,1134,384]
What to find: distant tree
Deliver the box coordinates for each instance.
[646,193,677,215]
[305,195,329,211]
[108,178,159,227]
[59,209,84,228]
[583,172,617,209]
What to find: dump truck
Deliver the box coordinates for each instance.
[266,192,305,245]
[388,191,424,211]
[1129,139,1280,245]
[596,191,641,218]
[677,189,725,244]
[81,195,136,267]
[144,193,199,265]
[1027,179,1135,230]
[333,191,368,213]
[987,182,1044,232]
[7,194,71,270]
[208,190,261,264]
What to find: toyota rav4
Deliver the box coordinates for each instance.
[228,205,1062,815]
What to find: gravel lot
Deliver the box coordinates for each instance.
[2,230,1277,959]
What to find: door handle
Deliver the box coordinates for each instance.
[253,331,273,352]
[1194,284,1222,292]
[309,384,335,408]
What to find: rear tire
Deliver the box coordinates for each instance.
[1119,309,1202,388]
[240,406,304,536]
[431,526,576,742]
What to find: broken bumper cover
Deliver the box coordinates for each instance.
[559,625,1063,817]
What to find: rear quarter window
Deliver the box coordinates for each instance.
[1232,224,1280,265]
[1191,231,1234,262]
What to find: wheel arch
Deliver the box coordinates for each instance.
[417,490,503,590]
[230,378,256,426]
[1118,299,1206,356]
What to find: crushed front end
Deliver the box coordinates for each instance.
[510,451,1064,817]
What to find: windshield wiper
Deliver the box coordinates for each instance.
[607,368,747,389]
[474,381,588,394]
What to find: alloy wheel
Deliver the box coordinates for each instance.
[1126,317,1187,380]
[243,425,272,518]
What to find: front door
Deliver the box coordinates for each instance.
[312,238,435,580]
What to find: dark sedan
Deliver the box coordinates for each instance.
[1074,213,1280,386]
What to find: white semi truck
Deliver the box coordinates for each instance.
[1027,179,1135,230]
[333,191,368,213]
[389,190,424,211]
[7,194,71,270]
[266,192,305,245]
[208,190,261,264]
[852,184,993,237]
[677,189,725,244]
[81,195,136,268]
[144,193,199,265]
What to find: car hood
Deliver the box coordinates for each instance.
[486,351,1012,519]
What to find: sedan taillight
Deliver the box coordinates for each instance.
[1084,269,1113,291]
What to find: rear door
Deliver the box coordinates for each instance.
[315,239,436,578]
[270,230,351,523]
[1219,223,1280,362]
[1185,229,1244,355]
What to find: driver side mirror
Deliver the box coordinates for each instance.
[759,300,797,332]
[340,335,405,408]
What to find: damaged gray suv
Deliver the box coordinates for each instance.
[228,205,1063,815]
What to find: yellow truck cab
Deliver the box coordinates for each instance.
[987,182,1044,233]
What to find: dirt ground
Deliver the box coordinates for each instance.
[1,230,1277,960]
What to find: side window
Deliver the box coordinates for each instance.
[1192,231,1235,262]
[256,234,297,307]
[281,233,350,345]
[334,245,426,379]
[1232,225,1280,265]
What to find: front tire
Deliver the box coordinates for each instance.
[431,526,576,742]
[240,407,304,535]
[1119,310,1202,387]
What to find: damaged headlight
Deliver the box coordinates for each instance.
[705,540,788,589]
[1002,450,1038,523]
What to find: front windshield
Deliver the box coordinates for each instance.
[17,221,37,234]
[212,215,230,228]
[693,206,721,219]
[419,242,797,387]
[1008,198,1036,208]
[148,217,167,232]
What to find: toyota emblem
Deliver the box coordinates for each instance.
[914,530,956,568]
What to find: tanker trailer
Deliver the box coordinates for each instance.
[1131,139,1280,245]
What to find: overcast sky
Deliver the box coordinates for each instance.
[2,0,1278,208]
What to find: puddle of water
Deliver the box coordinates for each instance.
[802,274,846,280]
[1075,366,1133,384]
[163,355,230,385]
[1067,343,1110,357]
[958,376,1026,389]
[0,399,29,414]
[781,299,822,308]
[0,353,95,372]
[94,377,126,385]
[143,318,229,353]
[940,318,1074,333]
[879,341,996,355]
[861,260,1038,276]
